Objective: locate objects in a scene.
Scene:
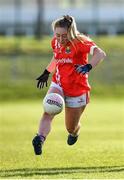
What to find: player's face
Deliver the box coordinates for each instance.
[54,27,68,46]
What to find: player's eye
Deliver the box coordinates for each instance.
[56,34,67,39]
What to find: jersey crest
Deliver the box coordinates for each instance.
[65,46,71,54]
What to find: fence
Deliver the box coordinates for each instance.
[0,0,124,36]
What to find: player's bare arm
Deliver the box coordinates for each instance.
[46,56,56,73]
[90,47,106,68]
[36,56,56,89]
[75,47,106,75]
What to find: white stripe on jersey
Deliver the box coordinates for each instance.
[90,45,97,55]
[56,66,61,86]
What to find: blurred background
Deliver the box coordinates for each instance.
[0,0,124,101]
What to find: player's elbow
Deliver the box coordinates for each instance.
[101,50,106,60]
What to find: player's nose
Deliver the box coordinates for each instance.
[59,36,63,43]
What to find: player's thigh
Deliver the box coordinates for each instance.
[65,106,86,129]
[47,82,64,97]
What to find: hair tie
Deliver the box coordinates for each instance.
[63,15,73,27]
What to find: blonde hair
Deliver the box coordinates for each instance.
[52,15,92,44]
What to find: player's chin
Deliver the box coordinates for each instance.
[60,41,67,45]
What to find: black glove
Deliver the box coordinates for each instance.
[36,69,50,89]
[75,64,92,75]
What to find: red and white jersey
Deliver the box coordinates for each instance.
[51,37,97,97]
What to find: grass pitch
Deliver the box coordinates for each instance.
[0,99,124,179]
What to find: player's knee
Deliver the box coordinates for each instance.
[43,112,54,119]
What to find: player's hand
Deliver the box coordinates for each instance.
[36,69,50,89]
[74,64,92,75]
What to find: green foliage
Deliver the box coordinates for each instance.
[0,35,124,55]
[0,35,124,100]
[0,36,52,55]
[0,100,124,178]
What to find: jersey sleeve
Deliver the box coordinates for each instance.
[79,40,97,55]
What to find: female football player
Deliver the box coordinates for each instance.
[32,15,106,155]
